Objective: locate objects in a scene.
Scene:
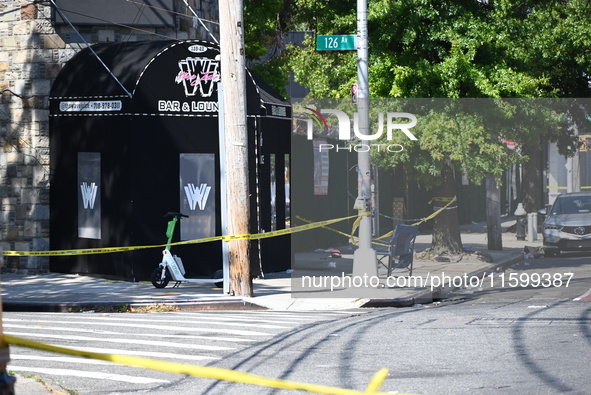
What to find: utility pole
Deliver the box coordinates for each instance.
[352,0,378,279]
[485,175,503,250]
[219,0,252,296]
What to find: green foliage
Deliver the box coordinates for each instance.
[244,0,286,59]
[283,0,591,188]
[243,0,297,96]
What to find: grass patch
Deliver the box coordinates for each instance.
[69,303,179,313]
[129,304,180,313]
[15,373,77,395]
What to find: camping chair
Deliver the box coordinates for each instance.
[377,224,419,277]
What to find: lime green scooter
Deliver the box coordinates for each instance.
[151,212,222,288]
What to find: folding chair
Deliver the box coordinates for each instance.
[378,224,419,277]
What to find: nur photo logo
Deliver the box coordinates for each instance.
[299,106,418,152]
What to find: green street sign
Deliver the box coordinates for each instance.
[317,35,356,51]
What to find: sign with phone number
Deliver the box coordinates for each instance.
[59,100,122,112]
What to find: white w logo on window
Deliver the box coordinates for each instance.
[80,182,98,209]
[184,183,211,210]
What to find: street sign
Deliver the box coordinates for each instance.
[317,35,356,51]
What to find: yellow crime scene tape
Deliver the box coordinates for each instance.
[1,215,357,257]
[295,214,390,248]
[546,186,591,190]
[2,197,456,257]
[0,211,436,394]
[0,205,454,393]
[1,334,421,394]
[297,197,457,244]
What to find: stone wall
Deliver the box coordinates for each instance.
[0,0,218,274]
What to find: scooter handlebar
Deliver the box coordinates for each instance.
[164,212,189,219]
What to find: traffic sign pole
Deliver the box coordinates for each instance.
[352,0,378,279]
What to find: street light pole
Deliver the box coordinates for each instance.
[352,0,378,278]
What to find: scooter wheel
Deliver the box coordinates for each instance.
[151,268,170,288]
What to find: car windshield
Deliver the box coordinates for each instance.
[551,196,591,215]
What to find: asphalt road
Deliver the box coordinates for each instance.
[6,253,591,395]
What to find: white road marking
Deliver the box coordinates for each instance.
[573,287,591,301]
[171,311,324,323]
[10,354,112,365]
[8,366,169,384]
[47,315,292,329]
[64,346,219,361]
[3,323,254,343]
[3,318,269,336]
[4,332,235,351]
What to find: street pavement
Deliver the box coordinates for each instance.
[1,216,543,394]
[0,217,541,313]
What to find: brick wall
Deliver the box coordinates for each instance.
[0,0,218,274]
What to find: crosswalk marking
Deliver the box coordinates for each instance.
[3,323,255,343]
[171,311,327,323]
[4,318,271,336]
[6,310,356,389]
[54,346,220,362]
[47,315,295,329]
[11,354,113,365]
[4,331,235,351]
[9,366,169,384]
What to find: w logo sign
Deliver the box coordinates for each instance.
[184,183,211,210]
[80,182,98,209]
[175,57,220,98]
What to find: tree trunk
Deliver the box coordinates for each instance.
[431,161,463,255]
[521,144,544,213]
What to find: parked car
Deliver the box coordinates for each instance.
[539,192,591,256]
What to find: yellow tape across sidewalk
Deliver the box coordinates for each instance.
[2,334,419,395]
[295,196,457,247]
[2,215,357,257]
[376,196,457,240]
[295,215,390,248]
[2,197,456,257]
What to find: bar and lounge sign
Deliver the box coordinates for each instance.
[157,54,221,114]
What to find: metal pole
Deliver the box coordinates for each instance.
[352,0,378,279]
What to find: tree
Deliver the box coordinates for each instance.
[243,0,300,97]
[284,0,589,254]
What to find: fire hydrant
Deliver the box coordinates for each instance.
[514,203,527,241]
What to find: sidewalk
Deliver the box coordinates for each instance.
[1,217,542,312]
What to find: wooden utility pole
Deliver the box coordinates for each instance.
[219,0,252,296]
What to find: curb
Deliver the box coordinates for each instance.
[2,299,266,313]
[361,251,525,308]
[430,251,524,300]
[2,252,527,312]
